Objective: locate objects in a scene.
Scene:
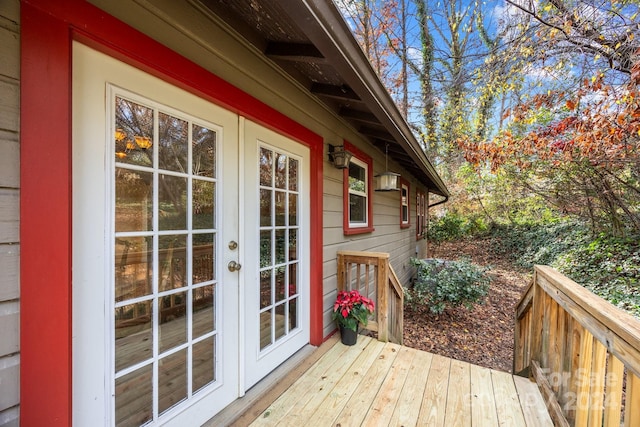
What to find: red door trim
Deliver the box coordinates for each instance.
[20,1,324,425]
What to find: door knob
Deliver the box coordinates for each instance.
[228,261,242,272]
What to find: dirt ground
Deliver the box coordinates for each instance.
[402,239,532,373]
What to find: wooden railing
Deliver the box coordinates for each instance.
[336,251,404,344]
[514,265,640,427]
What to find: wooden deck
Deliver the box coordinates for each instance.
[245,335,552,426]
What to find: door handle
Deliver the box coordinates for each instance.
[228,261,242,272]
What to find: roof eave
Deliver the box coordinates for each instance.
[275,0,449,197]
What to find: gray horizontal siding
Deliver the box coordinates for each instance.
[0,1,20,425]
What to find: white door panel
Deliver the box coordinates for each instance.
[72,42,239,426]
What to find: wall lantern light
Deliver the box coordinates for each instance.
[328,144,353,169]
[375,144,400,191]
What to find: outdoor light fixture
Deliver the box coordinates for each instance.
[328,144,353,169]
[375,144,400,191]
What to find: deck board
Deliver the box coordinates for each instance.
[247,335,551,427]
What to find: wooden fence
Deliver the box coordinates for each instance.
[336,251,404,344]
[514,265,640,426]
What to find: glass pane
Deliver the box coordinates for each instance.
[193,125,216,177]
[402,205,409,222]
[288,229,297,261]
[193,233,214,284]
[193,180,214,230]
[115,236,153,302]
[275,303,286,341]
[158,112,188,173]
[115,364,152,427]
[260,189,272,227]
[159,291,187,353]
[275,229,286,265]
[115,168,153,232]
[275,266,286,304]
[289,263,298,296]
[260,230,272,268]
[193,285,214,338]
[289,193,298,226]
[275,153,287,189]
[275,191,286,227]
[159,235,187,291]
[260,310,272,350]
[158,349,187,414]
[349,193,366,223]
[158,174,187,230]
[289,297,298,331]
[260,147,273,187]
[193,337,215,393]
[115,97,154,167]
[115,302,153,371]
[348,162,366,193]
[288,158,298,191]
[260,270,272,309]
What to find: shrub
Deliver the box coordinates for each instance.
[406,258,491,314]
[553,234,640,317]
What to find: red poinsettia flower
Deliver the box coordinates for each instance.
[332,290,375,332]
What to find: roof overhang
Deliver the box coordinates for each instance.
[200,0,449,196]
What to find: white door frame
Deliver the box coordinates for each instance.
[72,42,240,426]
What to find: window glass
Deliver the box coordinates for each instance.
[400,180,409,227]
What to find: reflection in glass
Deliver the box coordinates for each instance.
[275,191,286,227]
[115,364,153,427]
[158,349,187,414]
[260,189,272,227]
[288,158,298,191]
[275,266,286,304]
[275,229,286,265]
[158,112,188,173]
[260,310,272,350]
[159,235,187,291]
[159,291,187,353]
[193,180,214,230]
[260,230,272,268]
[193,233,214,284]
[288,229,298,261]
[260,270,272,309]
[289,297,298,331]
[158,174,187,230]
[115,168,153,232]
[289,263,298,296]
[275,153,287,189]
[115,235,153,302]
[193,285,214,338]
[275,303,286,341]
[348,162,366,192]
[115,97,154,167]
[193,337,215,393]
[115,302,153,371]
[193,125,216,177]
[260,148,273,187]
[349,193,366,223]
[289,193,298,226]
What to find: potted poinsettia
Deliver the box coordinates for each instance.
[332,290,375,346]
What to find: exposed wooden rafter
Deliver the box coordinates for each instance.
[265,42,325,62]
[339,108,379,125]
[310,83,361,102]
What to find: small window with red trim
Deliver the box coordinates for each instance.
[400,178,410,228]
[343,141,374,234]
[416,188,426,239]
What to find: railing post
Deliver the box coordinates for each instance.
[377,257,389,342]
[336,252,345,292]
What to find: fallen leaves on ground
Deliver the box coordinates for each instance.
[403,238,531,373]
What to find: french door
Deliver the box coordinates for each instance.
[242,121,310,389]
[72,43,309,426]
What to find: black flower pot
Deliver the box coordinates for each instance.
[339,325,358,346]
